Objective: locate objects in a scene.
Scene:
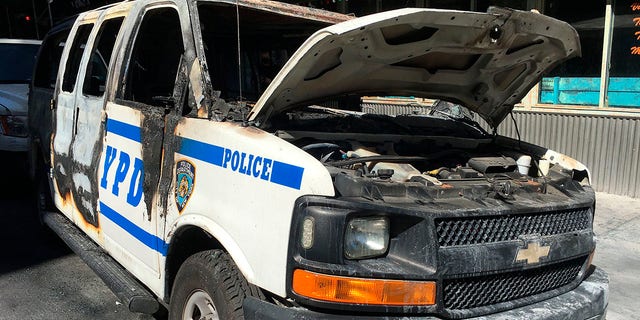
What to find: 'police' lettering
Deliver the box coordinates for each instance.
[220,148,273,181]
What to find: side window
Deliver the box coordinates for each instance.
[83,17,124,96]
[62,24,93,92]
[121,7,184,105]
[33,29,71,89]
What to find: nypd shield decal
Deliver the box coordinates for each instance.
[175,160,195,213]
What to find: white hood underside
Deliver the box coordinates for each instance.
[249,7,580,128]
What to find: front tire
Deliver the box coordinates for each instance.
[168,250,263,320]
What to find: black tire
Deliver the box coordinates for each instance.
[168,250,264,320]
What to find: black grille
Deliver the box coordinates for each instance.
[443,256,585,310]
[436,208,591,247]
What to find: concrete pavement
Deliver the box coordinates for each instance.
[0,160,154,320]
[593,192,640,320]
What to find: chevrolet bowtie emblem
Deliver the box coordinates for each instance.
[515,242,550,264]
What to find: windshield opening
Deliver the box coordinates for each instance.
[197,2,330,103]
[269,95,489,138]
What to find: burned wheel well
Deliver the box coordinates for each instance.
[163,226,223,303]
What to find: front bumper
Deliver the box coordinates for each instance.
[244,266,608,320]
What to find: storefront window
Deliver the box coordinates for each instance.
[539,0,605,106]
[608,0,640,107]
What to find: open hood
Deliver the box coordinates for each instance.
[249,7,580,128]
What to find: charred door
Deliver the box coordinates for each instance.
[97,5,187,277]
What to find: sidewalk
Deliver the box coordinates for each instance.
[593,192,640,320]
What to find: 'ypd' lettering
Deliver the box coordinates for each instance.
[222,149,272,181]
[100,145,144,207]
[127,159,144,206]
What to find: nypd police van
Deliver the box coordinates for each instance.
[31,0,608,319]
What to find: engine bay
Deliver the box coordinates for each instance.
[287,134,586,205]
[268,106,590,207]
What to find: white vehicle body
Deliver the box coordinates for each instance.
[38,1,607,319]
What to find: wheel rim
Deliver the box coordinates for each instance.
[183,290,218,320]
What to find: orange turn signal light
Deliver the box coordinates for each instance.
[292,269,436,306]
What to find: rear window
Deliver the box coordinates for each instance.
[34,30,70,89]
[62,24,93,92]
[0,43,40,83]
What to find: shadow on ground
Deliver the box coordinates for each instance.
[0,156,71,274]
[0,156,157,319]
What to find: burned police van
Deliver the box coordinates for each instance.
[30,0,608,318]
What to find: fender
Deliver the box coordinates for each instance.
[165,212,255,282]
[544,149,592,184]
[496,135,591,184]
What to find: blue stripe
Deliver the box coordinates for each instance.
[179,137,224,166]
[271,160,304,190]
[99,201,168,256]
[106,118,141,142]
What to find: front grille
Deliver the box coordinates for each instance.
[436,208,591,247]
[443,256,585,310]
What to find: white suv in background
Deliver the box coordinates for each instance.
[0,39,40,153]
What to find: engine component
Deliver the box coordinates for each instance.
[376,169,394,179]
[457,167,482,179]
[468,156,517,174]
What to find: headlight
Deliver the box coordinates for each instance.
[0,115,28,137]
[344,216,389,259]
[300,216,315,249]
